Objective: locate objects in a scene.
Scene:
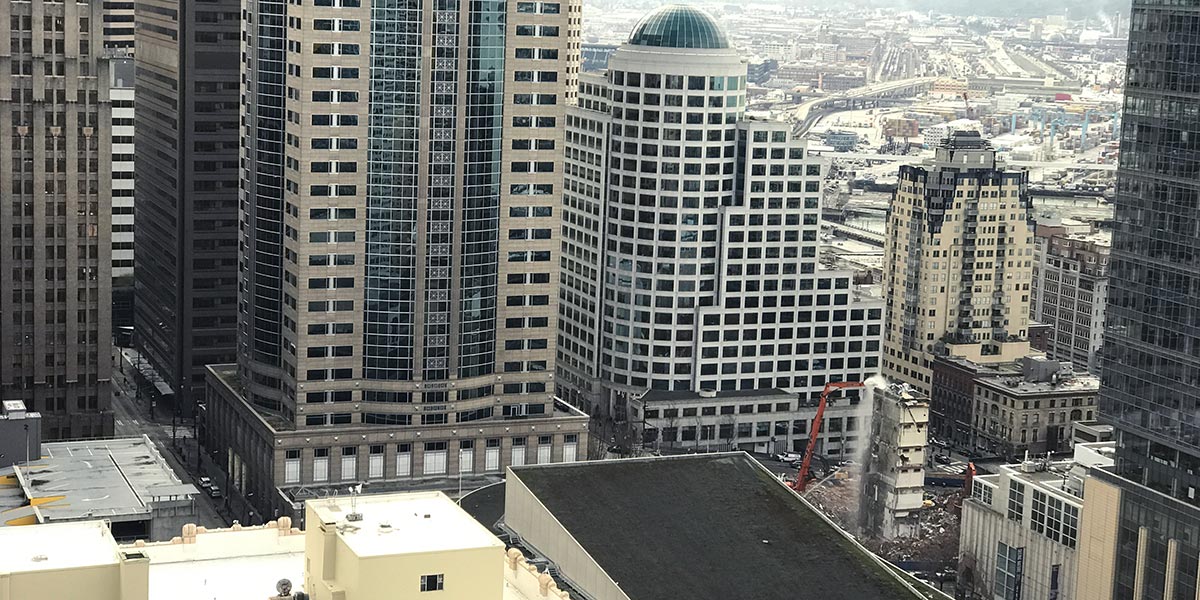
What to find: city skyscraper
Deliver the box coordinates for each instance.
[556,5,884,439]
[204,0,589,519]
[0,0,114,439]
[134,0,242,416]
[882,132,1034,399]
[1076,1,1200,598]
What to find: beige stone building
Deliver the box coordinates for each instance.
[882,131,1034,398]
[212,0,589,519]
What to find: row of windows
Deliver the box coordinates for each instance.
[281,435,579,485]
[610,72,746,92]
[515,48,558,60]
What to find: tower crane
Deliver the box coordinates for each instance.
[791,380,867,493]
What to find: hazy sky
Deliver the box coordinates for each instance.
[854,0,1131,19]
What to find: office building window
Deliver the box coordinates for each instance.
[485,438,501,471]
[1007,481,1025,522]
[459,440,474,474]
[420,574,444,592]
[511,437,527,467]
[340,446,357,481]
[994,542,1023,600]
[313,448,329,482]
[284,449,301,484]
[424,442,448,475]
[396,443,412,477]
[368,444,384,479]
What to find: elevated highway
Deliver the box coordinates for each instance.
[822,222,885,246]
[792,77,937,134]
[819,151,1118,172]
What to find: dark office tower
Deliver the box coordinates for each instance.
[0,0,114,439]
[1077,1,1200,598]
[204,0,589,520]
[133,0,241,417]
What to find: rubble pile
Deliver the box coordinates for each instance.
[806,480,962,567]
[871,488,962,565]
[805,479,862,532]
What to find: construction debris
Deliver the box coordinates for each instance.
[806,478,962,569]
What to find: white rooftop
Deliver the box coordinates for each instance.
[309,491,505,557]
[0,436,196,525]
[134,523,307,600]
[0,520,119,574]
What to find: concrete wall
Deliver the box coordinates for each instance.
[960,498,1078,600]
[504,471,629,600]
[0,552,147,600]
[0,414,40,470]
[1074,475,1119,600]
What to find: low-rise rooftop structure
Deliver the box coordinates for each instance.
[958,442,1114,600]
[0,436,197,541]
[0,400,40,470]
[0,491,575,600]
[503,452,932,599]
[973,356,1100,458]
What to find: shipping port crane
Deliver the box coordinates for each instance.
[791,380,867,493]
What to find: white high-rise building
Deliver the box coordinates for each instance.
[557,5,884,433]
[111,60,135,278]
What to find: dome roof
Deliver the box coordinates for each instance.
[627,5,730,50]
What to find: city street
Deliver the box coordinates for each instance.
[110,348,229,530]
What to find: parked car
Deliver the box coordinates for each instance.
[207,486,222,499]
[775,451,803,463]
[197,476,212,489]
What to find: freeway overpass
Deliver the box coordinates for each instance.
[822,222,885,246]
[791,77,938,134]
[819,151,1118,172]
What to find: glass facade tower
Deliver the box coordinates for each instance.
[205,0,590,519]
[1098,1,1200,598]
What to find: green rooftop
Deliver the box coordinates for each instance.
[628,4,730,50]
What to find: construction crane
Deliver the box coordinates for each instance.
[791,380,867,493]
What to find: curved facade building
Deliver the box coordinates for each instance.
[208,0,589,521]
[558,6,884,444]
[601,7,746,393]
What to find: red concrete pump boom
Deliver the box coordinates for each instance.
[791,380,866,493]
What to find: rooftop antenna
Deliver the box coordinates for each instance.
[346,483,364,522]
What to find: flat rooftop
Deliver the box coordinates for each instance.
[309,491,504,557]
[510,453,925,600]
[976,373,1099,395]
[131,521,306,600]
[0,520,119,574]
[0,437,196,525]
